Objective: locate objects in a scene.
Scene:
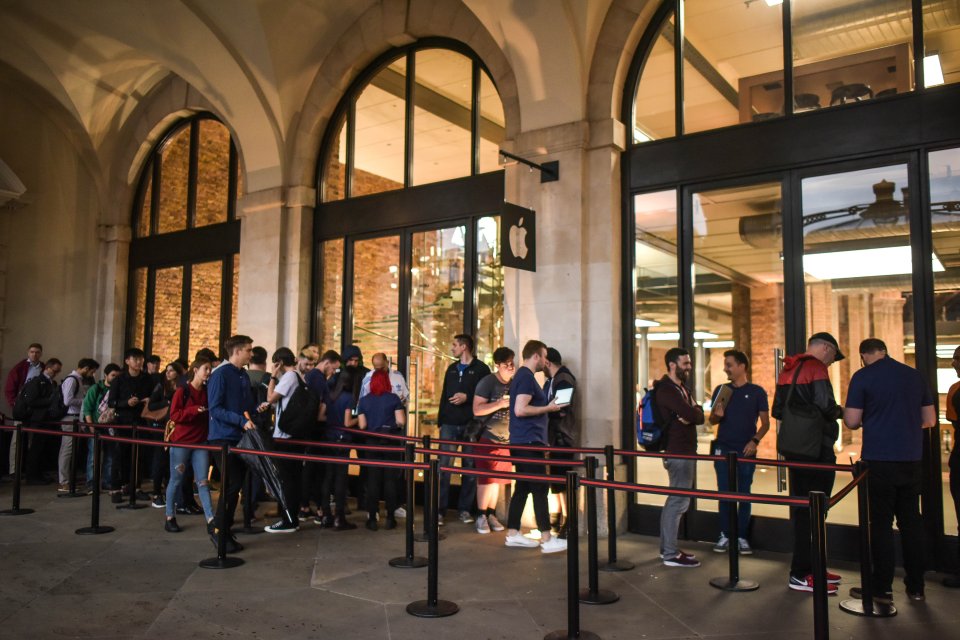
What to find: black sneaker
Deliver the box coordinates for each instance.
[164,518,182,533]
[298,508,314,522]
[315,515,334,528]
[333,517,357,531]
[906,589,925,602]
[264,520,299,534]
[151,495,165,509]
[384,517,397,530]
[135,490,152,501]
[110,491,123,504]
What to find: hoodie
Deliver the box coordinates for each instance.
[771,354,842,460]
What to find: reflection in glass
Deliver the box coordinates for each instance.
[194,120,231,228]
[352,236,401,364]
[157,126,190,234]
[692,182,784,510]
[923,0,960,87]
[137,174,152,238]
[152,267,184,365]
[231,254,239,337]
[323,114,347,202]
[320,239,344,351]
[131,268,147,348]
[413,49,472,185]
[353,60,406,196]
[929,147,960,535]
[478,72,506,174]
[476,216,505,364]
[634,16,675,142]
[634,190,678,504]
[189,261,223,359]
[802,163,914,523]
[683,0,783,132]
[409,227,466,439]
[792,0,913,108]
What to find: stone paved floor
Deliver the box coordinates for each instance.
[0,482,957,639]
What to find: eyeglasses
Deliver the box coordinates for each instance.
[499,362,516,369]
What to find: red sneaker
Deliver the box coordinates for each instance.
[789,574,838,595]
[826,571,841,584]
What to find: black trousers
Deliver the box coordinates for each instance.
[787,463,835,578]
[867,460,925,593]
[322,447,351,517]
[507,448,551,532]
[209,440,245,533]
[301,445,325,509]
[276,443,303,525]
[365,449,400,517]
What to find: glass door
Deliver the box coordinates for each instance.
[350,235,402,364]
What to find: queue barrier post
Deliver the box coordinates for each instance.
[116,424,146,511]
[0,422,34,516]
[199,443,244,569]
[406,458,459,618]
[809,491,830,640]
[58,418,85,499]
[390,441,428,569]
[709,451,758,592]
[579,456,619,605]
[76,429,114,535]
[546,471,600,640]
[840,462,896,618]
[415,435,445,543]
[600,445,633,572]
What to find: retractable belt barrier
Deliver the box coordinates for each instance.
[0,415,872,639]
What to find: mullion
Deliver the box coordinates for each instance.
[180,263,193,363]
[674,0,684,135]
[464,219,476,346]
[227,139,238,221]
[150,155,161,236]
[346,101,357,198]
[144,268,157,356]
[782,171,805,354]
[470,60,480,175]
[782,0,793,116]
[186,120,199,228]
[912,0,924,89]
[398,230,413,382]
[220,256,234,347]
[404,51,416,187]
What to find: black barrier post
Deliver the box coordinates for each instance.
[546,471,600,640]
[116,425,146,511]
[580,457,619,605]
[199,443,244,569]
[709,451,758,592]
[840,462,896,618]
[237,469,263,535]
[76,429,114,535]
[406,458,459,618]
[809,491,830,640]
[0,422,34,516]
[59,418,85,499]
[390,442,428,569]
[600,445,633,572]
[415,435,445,543]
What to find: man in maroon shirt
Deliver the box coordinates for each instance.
[3,343,43,477]
[655,347,704,567]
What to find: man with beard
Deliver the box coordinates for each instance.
[655,347,704,568]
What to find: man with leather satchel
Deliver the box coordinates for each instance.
[771,332,844,595]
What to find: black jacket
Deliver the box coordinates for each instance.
[108,371,156,425]
[547,367,578,447]
[19,375,62,422]
[437,358,490,426]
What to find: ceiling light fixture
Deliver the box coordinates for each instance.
[924,53,945,87]
[803,245,944,280]
[635,318,661,328]
[647,331,719,341]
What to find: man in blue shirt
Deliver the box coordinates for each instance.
[505,340,562,553]
[843,338,937,604]
[708,349,769,555]
[207,334,258,552]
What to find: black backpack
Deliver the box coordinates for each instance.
[277,376,319,439]
[12,375,64,422]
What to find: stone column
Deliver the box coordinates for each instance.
[92,224,131,366]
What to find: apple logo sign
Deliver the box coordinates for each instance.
[509,217,529,259]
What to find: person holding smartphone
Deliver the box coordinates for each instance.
[543,348,577,539]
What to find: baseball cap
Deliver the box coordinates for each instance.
[546,347,562,365]
[808,332,845,361]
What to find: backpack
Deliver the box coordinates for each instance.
[11,381,34,421]
[277,375,319,439]
[636,380,669,452]
[97,388,115,425]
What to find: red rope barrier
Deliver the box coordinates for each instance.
[231,446,428,470]
[615,449,725,462]
[100,434,219,452]
[432,437,599,455]
[275,438,404,453]
[20,426,94,439]
[737,456,852,472]
[328,427,418,443]
[827,470,868,509]
[579,477,809,507]
[418,447,585,466]
[442,465,559,484]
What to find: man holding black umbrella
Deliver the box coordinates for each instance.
[207,335,258,552]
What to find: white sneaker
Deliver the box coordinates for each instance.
[476,514,490,534]
[394,506,407,518]
[487,514,505,532]
[738,538,753,555]
[505,532,540,548]
[523,529,542,540]
[713,534,729,553]
[541,537,568,554]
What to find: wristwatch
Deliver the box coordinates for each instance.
[751,437,761,445]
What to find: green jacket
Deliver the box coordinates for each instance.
[81,381,109,421]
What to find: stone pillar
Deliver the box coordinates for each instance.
[93,224,131,367]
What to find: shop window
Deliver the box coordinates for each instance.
[633,15,676,142]
[319,239,344,351]
[923,0,960,87]
[353,61,407,197]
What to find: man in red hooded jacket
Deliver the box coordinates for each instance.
[3,343,44,477]
[771,332,844,594]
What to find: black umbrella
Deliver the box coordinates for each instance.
[236,429,294,523]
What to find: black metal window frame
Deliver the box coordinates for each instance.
[620,1,960,552]
[126,113,241,361]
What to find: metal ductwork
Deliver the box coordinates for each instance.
[792,0,960,61]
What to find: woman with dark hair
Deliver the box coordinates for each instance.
[146,361,185,508]
[318,366,360,530]
[164,359,215,533]
[357,369,406,530]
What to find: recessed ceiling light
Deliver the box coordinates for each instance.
[765,0,783,5]
[803,245,943,280]
[924,53,945,87]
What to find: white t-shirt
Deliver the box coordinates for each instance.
[272,370,301,439]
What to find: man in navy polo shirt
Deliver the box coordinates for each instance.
[844,338,937,603]
[709,349,769,555]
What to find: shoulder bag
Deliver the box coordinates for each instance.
[776,361,828,460]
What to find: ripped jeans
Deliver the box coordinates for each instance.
[166,445,214,520]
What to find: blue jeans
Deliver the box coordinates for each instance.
[87,438,116,489]
[437,423,476,515]
[714,445,756,539]
[659,458,695,558]
[166,446,214,520]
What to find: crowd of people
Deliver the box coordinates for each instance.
[3,329,960,599]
